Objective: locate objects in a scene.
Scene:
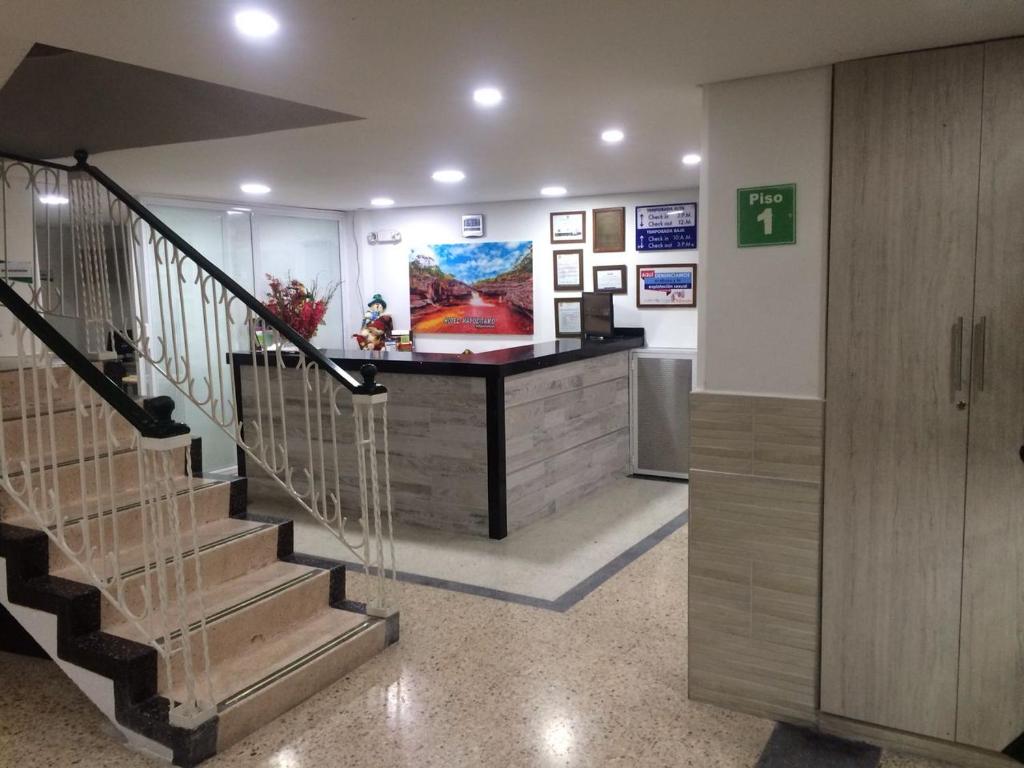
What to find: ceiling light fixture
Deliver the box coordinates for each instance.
[432,169,465,183]
[601,128,625,144]
[473,87,503,107]
[38,194,69,205]
[371,197,395,207]
[240,182,271,195]
[234,9,280,38]
[682,153,702,166]
[540,185,567,197]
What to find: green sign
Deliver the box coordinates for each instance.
[737,184,796,247]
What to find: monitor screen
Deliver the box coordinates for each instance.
[582,291,614,338]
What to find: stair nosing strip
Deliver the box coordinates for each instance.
[2,444,146,478]
[158,569,323,644]
[44,479,222,530]
[214,618,378,712]
[83,523,274,582]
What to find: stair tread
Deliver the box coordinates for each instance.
[103,559,319,642]
[169,607,373,707]
[3,444,140,478]
[51,515,268,583]
[2,475,224,531]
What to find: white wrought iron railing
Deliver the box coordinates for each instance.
[0,151,397,616]
[0,280,214,728]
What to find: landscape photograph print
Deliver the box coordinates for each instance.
[409,241,534,334]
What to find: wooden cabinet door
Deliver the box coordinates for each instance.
[956,37,1024,751]
[821,45,984,740]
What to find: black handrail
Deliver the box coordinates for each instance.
[0,151,75,172]
[0,279,188,438]
[72,151,384,396]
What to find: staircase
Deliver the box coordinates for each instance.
[0,151,399,766]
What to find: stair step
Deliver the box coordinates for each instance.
[1,404,137,468]
[42,480,231,575]
[171,607,385,752]
[0,445,188,520]
[0,365,79,417]
[160,563,333,693]
[48,516,284,623]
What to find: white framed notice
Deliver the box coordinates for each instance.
[593,264,627,294]
[549,210,586,244]
[553,249,583,291]
[554,297,582,337]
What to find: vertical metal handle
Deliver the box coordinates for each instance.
[951,317,964,403]
[972,315,987,393]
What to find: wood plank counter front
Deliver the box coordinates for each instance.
[232,331,642,538]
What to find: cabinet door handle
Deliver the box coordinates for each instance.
[951,316,964,403]
[973,315,987,392]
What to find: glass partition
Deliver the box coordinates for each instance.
[252,213,344,349]
[140,202,344,473]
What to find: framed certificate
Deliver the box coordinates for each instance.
[554,297,583,337]
[636,263,697,307]
[593,206,625,252]
[550,210,586,244]
[593,264,627,294]
[553,249,583,291]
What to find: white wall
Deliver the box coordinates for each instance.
[342,190,699,354]
[697,67,832,398]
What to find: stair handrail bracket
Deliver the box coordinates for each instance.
[0,149,397,614]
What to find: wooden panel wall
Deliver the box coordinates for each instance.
[240,368,491,536]
[504,351,630,532]
[687,392,824,724]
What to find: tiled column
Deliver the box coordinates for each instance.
[687,392,824,725]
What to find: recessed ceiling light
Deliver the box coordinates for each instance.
[682,153,702,166]
[540,186,567,197]
[371,197,395,207]
[232,206,252,212]
[601,128,625,144]
[473,87,503,107]
[240,182,271,195]
[432,169,465,183]
[38,194,69,205]
[234,9,279,38]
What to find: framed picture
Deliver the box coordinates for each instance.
[593,264,627,294]
[554,297,583,337]
[553,249,583,291]
[593,206,625,252]
[550,210,586,244]
[636,263,697,308]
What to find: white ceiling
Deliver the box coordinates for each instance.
[2,0,1023,211]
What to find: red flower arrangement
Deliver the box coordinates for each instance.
[262,273,337,342]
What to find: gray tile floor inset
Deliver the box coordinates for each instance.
[756,723,882,768]
[344,510,688,612]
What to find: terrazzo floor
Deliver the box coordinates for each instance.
[0,507,958,767]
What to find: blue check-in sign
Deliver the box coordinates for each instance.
[636,202,697,251]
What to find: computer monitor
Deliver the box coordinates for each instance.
[582,291,614,339]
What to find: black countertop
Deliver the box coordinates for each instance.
[232,328,644,378]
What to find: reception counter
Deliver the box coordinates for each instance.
[233,331,643,538]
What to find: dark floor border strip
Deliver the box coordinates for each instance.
[343,510,688,613]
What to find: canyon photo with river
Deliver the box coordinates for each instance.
[409,241,534,335]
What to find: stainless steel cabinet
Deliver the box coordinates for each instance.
[630,348,696,479]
